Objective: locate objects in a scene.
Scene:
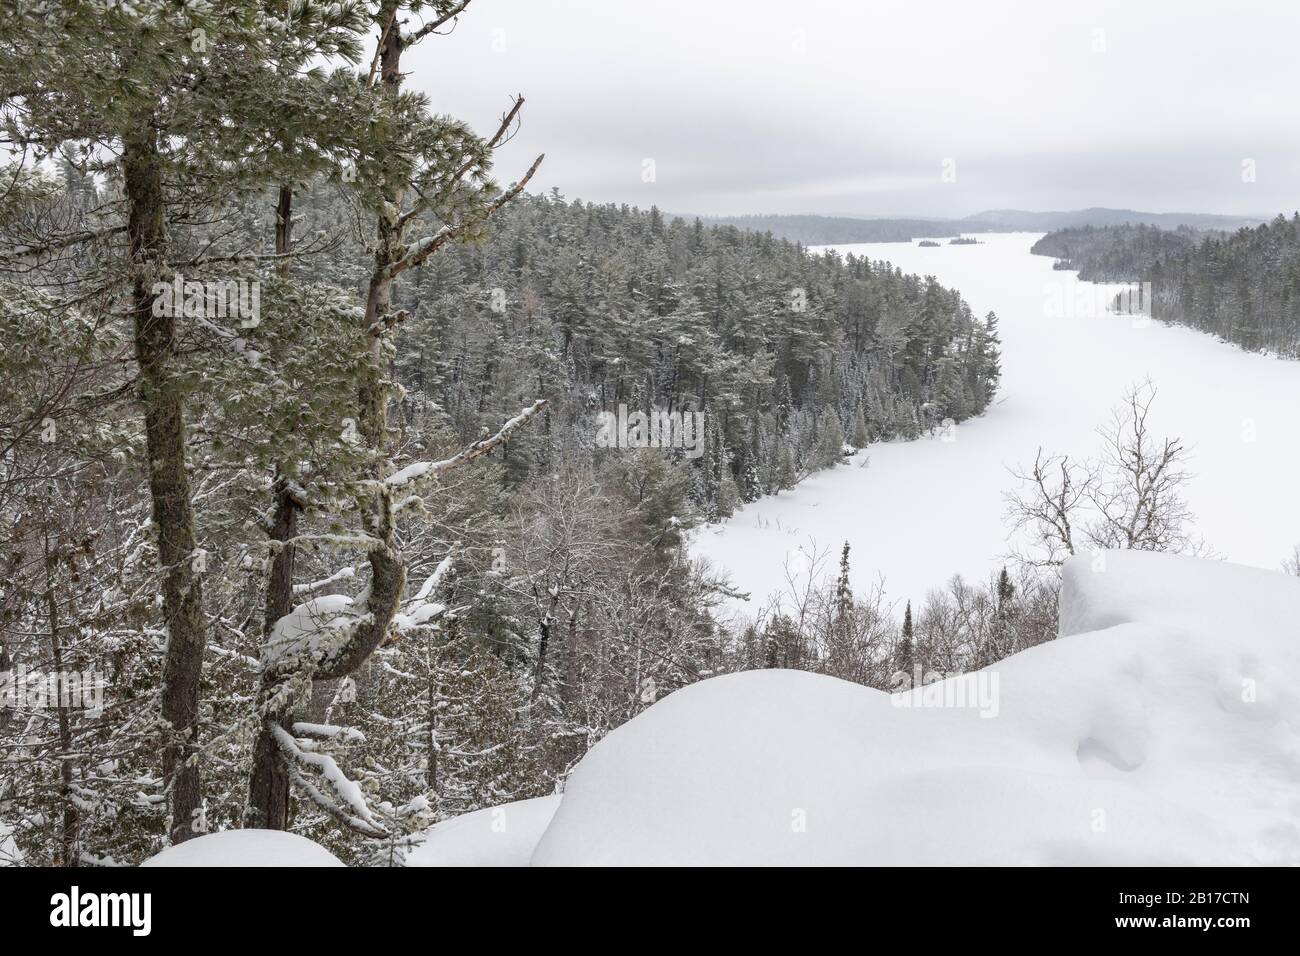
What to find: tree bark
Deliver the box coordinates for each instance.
[274,183,292,278]
[332,4,409,684]
[43,534,78,866]
[124,125,206,844]
[245,476,301,830]
[248,18,413,810]
[246,180,298,829]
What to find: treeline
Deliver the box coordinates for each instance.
[734,545,1058,691]
[1030,224,1200,281]
[1032,216,1300,357]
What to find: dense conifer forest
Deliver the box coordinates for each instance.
[1030,224,1201,281]
[1032,216,1300,357]
[377,191,1005,514]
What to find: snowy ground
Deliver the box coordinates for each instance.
[533,552,1300,865]
[134,552,1300,866]
[406,796,560,867]
[692,233,1300,615]
[142,829,344,867]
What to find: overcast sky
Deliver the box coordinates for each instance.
[406,0,1299,219]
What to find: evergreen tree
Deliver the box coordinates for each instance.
[834,541,853,618]
[897,600,916,688]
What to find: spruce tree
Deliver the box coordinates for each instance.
[834,541,853,617]
[897,600,916,688]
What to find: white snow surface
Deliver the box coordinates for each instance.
[692,233,1300,615]
[531,552,1300,865]
[406,795,561,867]
[141,829,345,867]
[261,593,358,669]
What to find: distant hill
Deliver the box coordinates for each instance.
[962,208,1263,232]
[678,208,1265,245]
[684,214,976,245]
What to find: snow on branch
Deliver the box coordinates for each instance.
[292,565,356,596]
[385,399,548,488]
[291,722,367,743]
[392,549,455,635]
[282,532,387,553]
[403,0,473,44]
[261,594,366,673]
[397,96,529,232]
[413,550,454,601]
[271,723,387,838]
[0,223,127,264]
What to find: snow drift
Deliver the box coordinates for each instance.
[407,796,560,867]
[142,830,344,867]
[531,552,1300,865]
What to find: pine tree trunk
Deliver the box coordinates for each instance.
[274,183,292,278]
[124,126,206,844]
[246,476,300,830]
[43,537,78,866]
[246,179,298,829]
[324,7,408,682]
[533,618,551,700]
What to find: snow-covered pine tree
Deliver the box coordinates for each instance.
[244,0,548,837]
[1,0,376,845]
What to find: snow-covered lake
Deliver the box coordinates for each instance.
[693,232,1300,615]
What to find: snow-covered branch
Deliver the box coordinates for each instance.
[386,399,548,489]
[292,566,356,597]
[382,152,545,280]
[272,723,387,839]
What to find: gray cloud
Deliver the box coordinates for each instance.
[405,0,1299,218]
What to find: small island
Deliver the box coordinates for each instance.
[918,239,941,247]
[949,236,980,245]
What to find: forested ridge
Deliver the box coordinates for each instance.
[1032,215,1300,357]
[0,0,1004,868]
[1030,224,1201,281]
[370,191,1004,514]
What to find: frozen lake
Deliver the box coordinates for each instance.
[693,232,1300,614]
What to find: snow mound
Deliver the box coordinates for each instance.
[532,552,1300,865]
[141,830,344,867]
[406,796,560,867]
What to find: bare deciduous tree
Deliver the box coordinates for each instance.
[1006,381,1206,568]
